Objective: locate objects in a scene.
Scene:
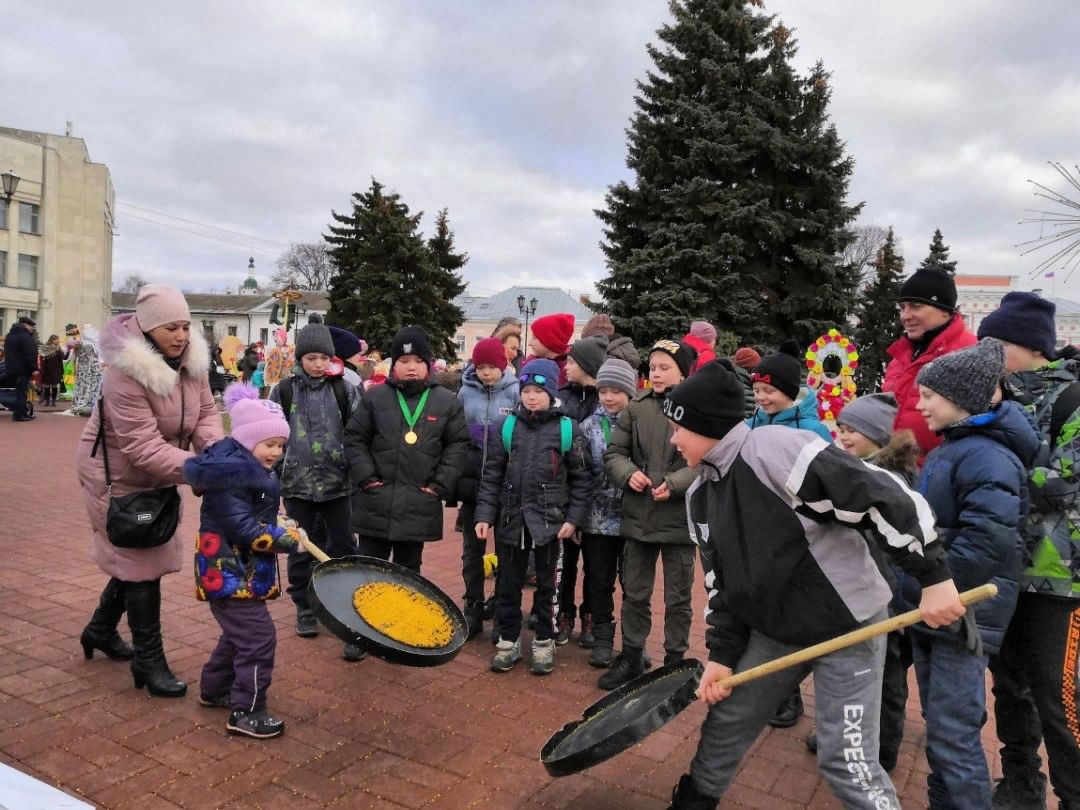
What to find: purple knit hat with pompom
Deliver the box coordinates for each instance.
[224,383,290,451]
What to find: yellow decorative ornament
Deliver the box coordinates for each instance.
[803,329,860,434]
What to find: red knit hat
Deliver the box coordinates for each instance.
[530,313,575,356]
[732,347,761,370]
[471,337,508,371]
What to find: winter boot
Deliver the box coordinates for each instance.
[598,645,645,691]
[491,637,522,673]
[295,608,319,638]
[664,651,685,667]
[80,578,133,661]
[768,688,804,728]
[531,638,556,676]
[226,708,285,739]
[589,622,615,668]
[555,612,574,646]
[126,580,186,698]
[464,600,484,640]
[342,642,366,662]
[578,614,595,648]
[667,774,719,810]
[990,771,1047,809]
[198,693,231,709]
[482,593,496,621]
[804,730,818,754]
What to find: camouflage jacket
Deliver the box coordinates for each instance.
[1005,359,1080,598]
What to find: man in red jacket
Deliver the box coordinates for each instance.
[881,265,977,459]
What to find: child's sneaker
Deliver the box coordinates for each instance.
[490,638,521,672]
[226,709,285,739]
[555,613,573,646]
[578,614,595,648]
[531,638,555,675]
[295,610,319,638]
[198,693,230,709]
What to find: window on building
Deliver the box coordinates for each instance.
[17,254,38,289]
[455,334,466,355]
[0,199,8,229]
[0,250,6,286]
[259,328,269,344]
[18,203,40,235]
[16,309,37,322]
[227,326,238,337]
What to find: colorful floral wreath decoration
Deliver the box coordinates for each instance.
[804,328,859,430]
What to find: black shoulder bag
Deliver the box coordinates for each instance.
[91,388,184,549]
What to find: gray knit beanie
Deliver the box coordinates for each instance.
[836,393,898,448]
[295,323,335,358]
[916,338,1005,416]
[569,335,610,379]
[595,358,637,398]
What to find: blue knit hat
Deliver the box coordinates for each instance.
[977,292,1057,360]
[519,358,560,403]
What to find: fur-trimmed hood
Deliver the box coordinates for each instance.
[101,313,210,397]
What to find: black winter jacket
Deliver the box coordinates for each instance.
[558,382,599,423]
[474,406,595,548]
[346,379,469,542]
[3,324,38,377]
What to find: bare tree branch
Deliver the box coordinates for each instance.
[270,241,333,290]
[841,224,890,286]
[116,273,149,293]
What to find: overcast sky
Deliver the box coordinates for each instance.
[4,1,1080,299]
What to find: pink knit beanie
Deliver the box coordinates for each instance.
[224,384,290,451]
[689,320,717,344]
[135,284,191,332]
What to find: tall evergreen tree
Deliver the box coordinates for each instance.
[853,228,904,393]
[324,180,464,356]
[594,0,861,348]
[918,228,957,275]
[424,209,468,358]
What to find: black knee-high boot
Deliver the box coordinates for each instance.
[126,580,186,698]
[80,578,133,661]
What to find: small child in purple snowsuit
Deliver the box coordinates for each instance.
[184,384,304,739]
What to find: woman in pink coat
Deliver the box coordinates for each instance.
[77,284,223,698]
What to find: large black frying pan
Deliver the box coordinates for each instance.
[296,533,468,667]
[541,583,998,776]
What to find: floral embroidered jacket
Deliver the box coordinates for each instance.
[184,437,299,601]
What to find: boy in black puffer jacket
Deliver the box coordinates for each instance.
[475,358,594,675]
[346,326,469,574]
[185,384,305,740]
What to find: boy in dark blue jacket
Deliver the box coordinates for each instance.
[185,384,304,740]
[474,359,594,675]
[910,338,1039,808]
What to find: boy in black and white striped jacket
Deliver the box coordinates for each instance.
[660,361,965,810]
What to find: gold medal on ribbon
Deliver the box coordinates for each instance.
[405,430,418,445]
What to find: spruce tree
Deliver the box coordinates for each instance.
[919,228,957,275]
[424,209,468,358]
[324,179,464,356]
[595,0,861,348]
[853,228,904,393]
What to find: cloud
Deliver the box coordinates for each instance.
[5,0,1080,301]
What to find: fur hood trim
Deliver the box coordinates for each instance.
[101,313,210,397]
[870,430,920,479]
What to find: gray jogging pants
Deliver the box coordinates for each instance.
[690,610,899,809]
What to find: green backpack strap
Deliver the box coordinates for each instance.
[500,414,571,453]
[501,414,517,453]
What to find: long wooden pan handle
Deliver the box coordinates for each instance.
[719,583,997,689]
[294,527,332,563]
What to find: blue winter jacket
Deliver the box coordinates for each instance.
[455,364,520,502]
[184,438,298,601]
[746,387,835,442]
[896,400,1040,653]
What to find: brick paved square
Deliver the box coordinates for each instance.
[0,414,1057,808]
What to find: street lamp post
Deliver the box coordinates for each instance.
[517,294,538,353]
[1,170,20,202]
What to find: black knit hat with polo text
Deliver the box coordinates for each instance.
[662,360,747,439]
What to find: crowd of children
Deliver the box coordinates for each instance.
[106,283,1079,810]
